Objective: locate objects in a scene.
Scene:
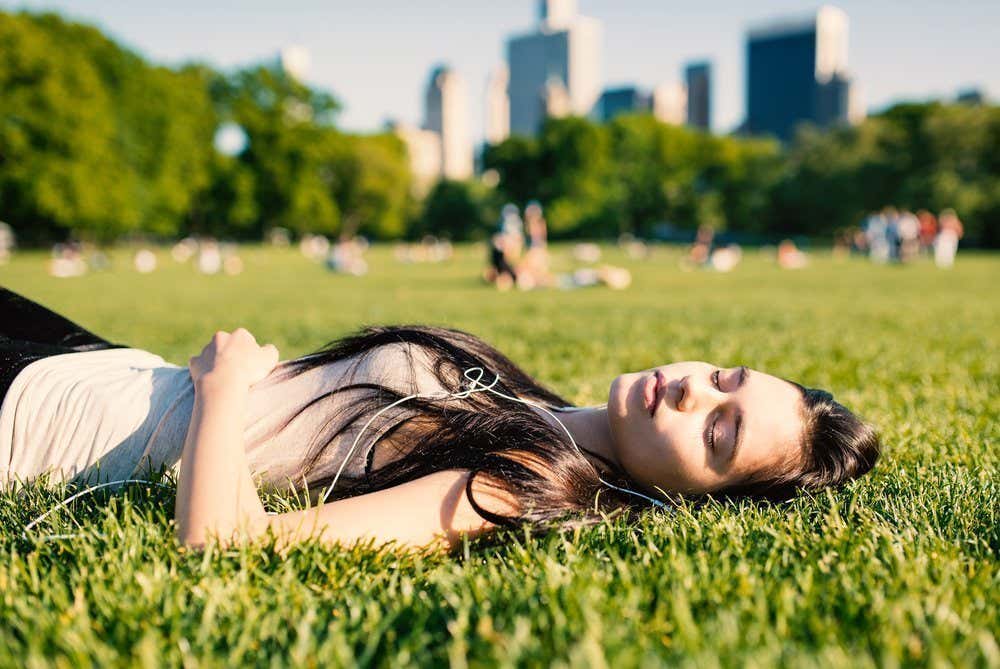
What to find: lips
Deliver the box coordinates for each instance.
[643,371,665,417]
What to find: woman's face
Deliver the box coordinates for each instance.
[608,362,806,495]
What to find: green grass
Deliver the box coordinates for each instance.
[1,244,997,668]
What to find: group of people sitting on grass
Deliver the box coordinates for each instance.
[484,202,632,291]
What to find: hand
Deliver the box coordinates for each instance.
[189,328,279,389]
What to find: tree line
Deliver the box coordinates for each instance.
[2,11,998,247]
[477,104,1000,246]
[0,11,412,245]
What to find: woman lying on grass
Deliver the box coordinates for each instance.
[1,288,879,551]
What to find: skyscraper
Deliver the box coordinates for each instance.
[684,61,711,131]
[745,5,853,141]
[387,121,442,197]
[278,45,310,81]
[596,86,650,122]
[485,65,510,145]
[424,65,473,180]
[651,83,687,126]
[506,0,602,136]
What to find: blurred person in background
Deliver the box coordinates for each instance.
[499,203,525,259]
[684,225,715,269]
[197,238,222,275]
[778,240,808,269]
[485,231,518,290]
[48,242,87,278]
[863,210,889,264]
[485,204,525,290]
[934,209,964,269]
[619,233,650,260]
[0,222,14,264]
[917,210,938,253]
[884,208,901,263]
[326,236,369,276]
[897,210,921,264]
[515,200,553,289]
[709,244,742,273]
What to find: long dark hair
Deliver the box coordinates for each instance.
[275,325,879,530]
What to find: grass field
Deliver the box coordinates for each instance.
[1,244,997,667]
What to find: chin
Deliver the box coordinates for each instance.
[608,373,634,421]
[607,372,644,445]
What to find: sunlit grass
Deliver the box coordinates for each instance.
[1,244,997,667]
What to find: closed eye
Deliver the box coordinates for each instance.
[705,414,718,452]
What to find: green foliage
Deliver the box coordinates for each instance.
[481,135,540,208]
[606,115,702,234]
[325,132,414,240]
[214,65,343,237]
[706,134,787,234]
[483,118,616,237]
[415,179,497,240]
[772,119,905,236]
[187,154,259,237]
[0,13,141,242]
[0,11,413,244]
[0,246,997,666]
[484,115,793,238]
[773,103,1000,242]
[534,116,615,236]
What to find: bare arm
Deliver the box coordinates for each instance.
[174,328,507,551]
[174,329,273,546]
[250,469,500,552]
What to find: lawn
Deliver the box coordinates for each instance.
[1,244,997,667]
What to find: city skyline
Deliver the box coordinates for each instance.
[745,6,854,140]
[5,0,997,140]
[507,0,602,136]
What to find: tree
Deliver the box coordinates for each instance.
[325,132,414,239]
[215,65,342,236]
[187,155,258,238]
[773,119,907,235]
[0,13,137,242]
[606,114,708,235]
[481,136,540,208]
[0,12,218,242]
[415,179,496,241]
[705,135,785,235]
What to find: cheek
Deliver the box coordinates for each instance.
[619,414,714,493]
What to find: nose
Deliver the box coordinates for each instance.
[675,374,716,412]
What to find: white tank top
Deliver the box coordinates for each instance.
[0,343,445,490]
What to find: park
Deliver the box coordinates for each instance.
[1,3,998,667]
[1,244,996,665]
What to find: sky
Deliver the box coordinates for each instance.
[5,0,998,139]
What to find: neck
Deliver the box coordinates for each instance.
[533,404,619,472]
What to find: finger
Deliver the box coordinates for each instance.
[262,343,279,366]
[212,330,231,345]
[233,327,257,344]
